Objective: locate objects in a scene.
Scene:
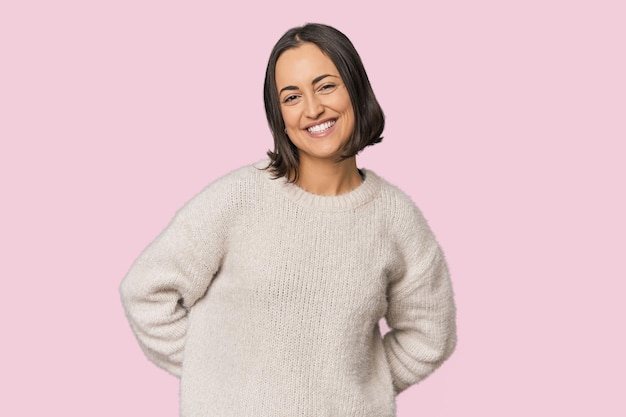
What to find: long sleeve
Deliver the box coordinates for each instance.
[119,184,230,376]
[383,204,457,394]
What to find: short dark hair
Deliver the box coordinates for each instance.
[263,23,385,181]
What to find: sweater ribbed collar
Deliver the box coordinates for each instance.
[253,160,381,212]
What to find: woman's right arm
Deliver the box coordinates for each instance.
[119,186,229,376]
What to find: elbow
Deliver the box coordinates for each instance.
[437,326,457,365]
[433,311,458,365]
[119,275,135,311]
[420,326,457,369]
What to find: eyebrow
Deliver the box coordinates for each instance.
[278,74,338,95]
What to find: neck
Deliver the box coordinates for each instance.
[292,156,362,196]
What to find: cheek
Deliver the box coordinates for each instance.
[329,92,353,117]
[339,102,355,127]
[280,107,300,128]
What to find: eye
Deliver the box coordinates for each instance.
[318,83,337,93]
[283,94,299,104]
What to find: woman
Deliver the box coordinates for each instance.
[120,23,456,416]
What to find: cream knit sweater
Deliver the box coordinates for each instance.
[120,160,456,416]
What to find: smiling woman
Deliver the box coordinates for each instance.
[264,24,384,190]
[275,43,357,194]
[120,23,457,417]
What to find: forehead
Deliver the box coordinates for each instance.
[275,42,340,87]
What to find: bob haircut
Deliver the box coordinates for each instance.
[263,23,385,181]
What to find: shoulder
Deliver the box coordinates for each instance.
[366,170,428,221]
[194,160,268,198]
[175,160,268,221]
[201,160,265,192]
[366,171,446,280]
[364,169,435,242]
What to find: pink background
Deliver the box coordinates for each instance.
[2,0,624,415]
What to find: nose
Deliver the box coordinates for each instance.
[303,94,324,119]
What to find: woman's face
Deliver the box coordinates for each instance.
[275,42,355,164]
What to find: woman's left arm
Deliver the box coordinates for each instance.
[383,207,457,394]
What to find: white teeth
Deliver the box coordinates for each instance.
[307,120,335,134]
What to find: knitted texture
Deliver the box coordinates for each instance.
[120,160,457,417]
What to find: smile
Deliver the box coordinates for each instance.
[306,119,336,134]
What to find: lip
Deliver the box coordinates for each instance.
[303,118,337,137]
